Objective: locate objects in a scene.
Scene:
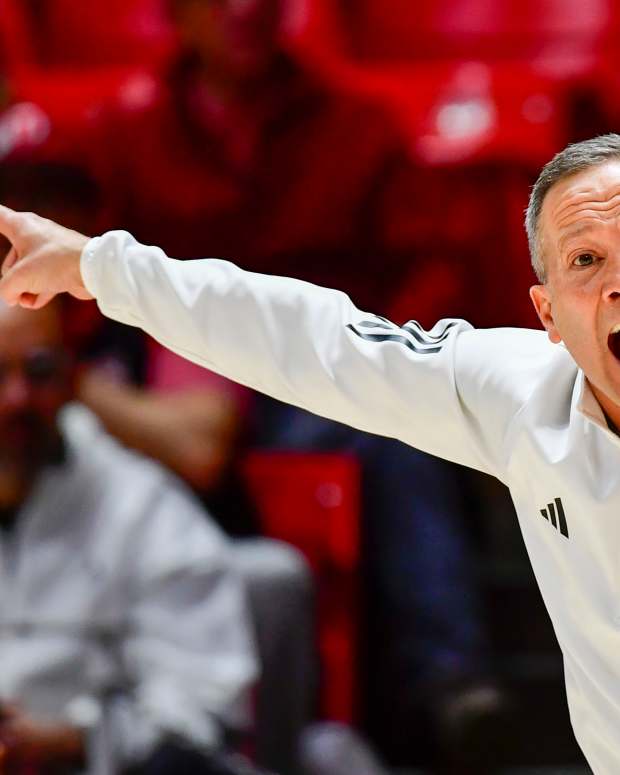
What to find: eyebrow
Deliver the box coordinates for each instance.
[557,223,598,253]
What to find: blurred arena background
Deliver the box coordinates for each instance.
[1,1,615,773]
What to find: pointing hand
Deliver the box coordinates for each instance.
[0,205,93,309]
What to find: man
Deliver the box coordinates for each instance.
[1,132,620,772]
[0,296,262,774]
[96,0,405,310]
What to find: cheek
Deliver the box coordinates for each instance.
[552,295,596,346]
[552,303,605,377]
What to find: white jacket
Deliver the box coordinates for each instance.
[81,230,620,775]
[0,403,257,770]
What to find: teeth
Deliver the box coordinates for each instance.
[610,324,620,335]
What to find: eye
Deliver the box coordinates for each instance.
[572,252,598,267]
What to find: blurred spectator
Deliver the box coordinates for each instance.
[79,338,318,775]
[0,153,316,775]
[0,297,262,775]
[98,0,408,310]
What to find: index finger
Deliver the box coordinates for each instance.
[0,205,19,243]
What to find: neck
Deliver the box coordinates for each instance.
[589,381,620,435]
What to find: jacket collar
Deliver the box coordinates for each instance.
[576,369,620,443]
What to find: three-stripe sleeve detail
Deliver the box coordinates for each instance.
[403,320,458,343]
[347,317,454,355]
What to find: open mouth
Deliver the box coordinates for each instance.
[608,325,620,361]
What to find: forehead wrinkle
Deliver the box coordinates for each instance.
[552,198,620,238]
[553,189,620,225]
[551,179,620,223]
[556,203,620,235]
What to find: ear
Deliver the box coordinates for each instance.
[530,284,561,344]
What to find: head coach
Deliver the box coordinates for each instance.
[2,134,620,773]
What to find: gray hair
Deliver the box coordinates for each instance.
[525,133,620,283]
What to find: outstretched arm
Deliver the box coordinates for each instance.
[0,208,537,480]
[80,231,509,477]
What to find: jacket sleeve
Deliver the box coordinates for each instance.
[107,480,258,765]
[81,231,542,481]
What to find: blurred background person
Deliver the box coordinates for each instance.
[0,150,317,775]
[95,0,408,310]
[0,295,263,775]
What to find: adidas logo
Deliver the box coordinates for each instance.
[540,497,569,539]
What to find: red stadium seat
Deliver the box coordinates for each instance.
[284,3,572,168]
[242,451,361,723]
[336,61,565,168]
